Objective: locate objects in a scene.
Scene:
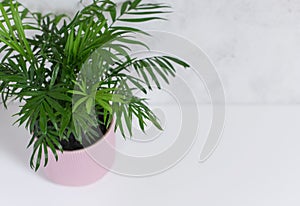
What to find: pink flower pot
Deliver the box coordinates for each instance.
[43,122,115,186]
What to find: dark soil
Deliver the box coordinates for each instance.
[34,112,110,151]
[60,121,108,151]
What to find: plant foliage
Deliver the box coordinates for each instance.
[0,0,189,171]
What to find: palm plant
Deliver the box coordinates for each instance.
[0,0,189,171]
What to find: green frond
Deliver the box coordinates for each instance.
[0,0,189,171]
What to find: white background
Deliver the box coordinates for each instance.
[17,0,300,103]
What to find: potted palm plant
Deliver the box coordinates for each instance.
[0,0,189,186]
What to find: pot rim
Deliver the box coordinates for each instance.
[35,118,115,154]
[58,118,115,154]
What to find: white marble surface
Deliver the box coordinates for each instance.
[16,0,300,103]
[1,104,300,205]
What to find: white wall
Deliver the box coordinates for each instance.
[17,0,300,104]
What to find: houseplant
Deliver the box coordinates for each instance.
[0,0,189,185]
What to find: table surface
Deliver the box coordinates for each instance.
[1,103,299,206]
